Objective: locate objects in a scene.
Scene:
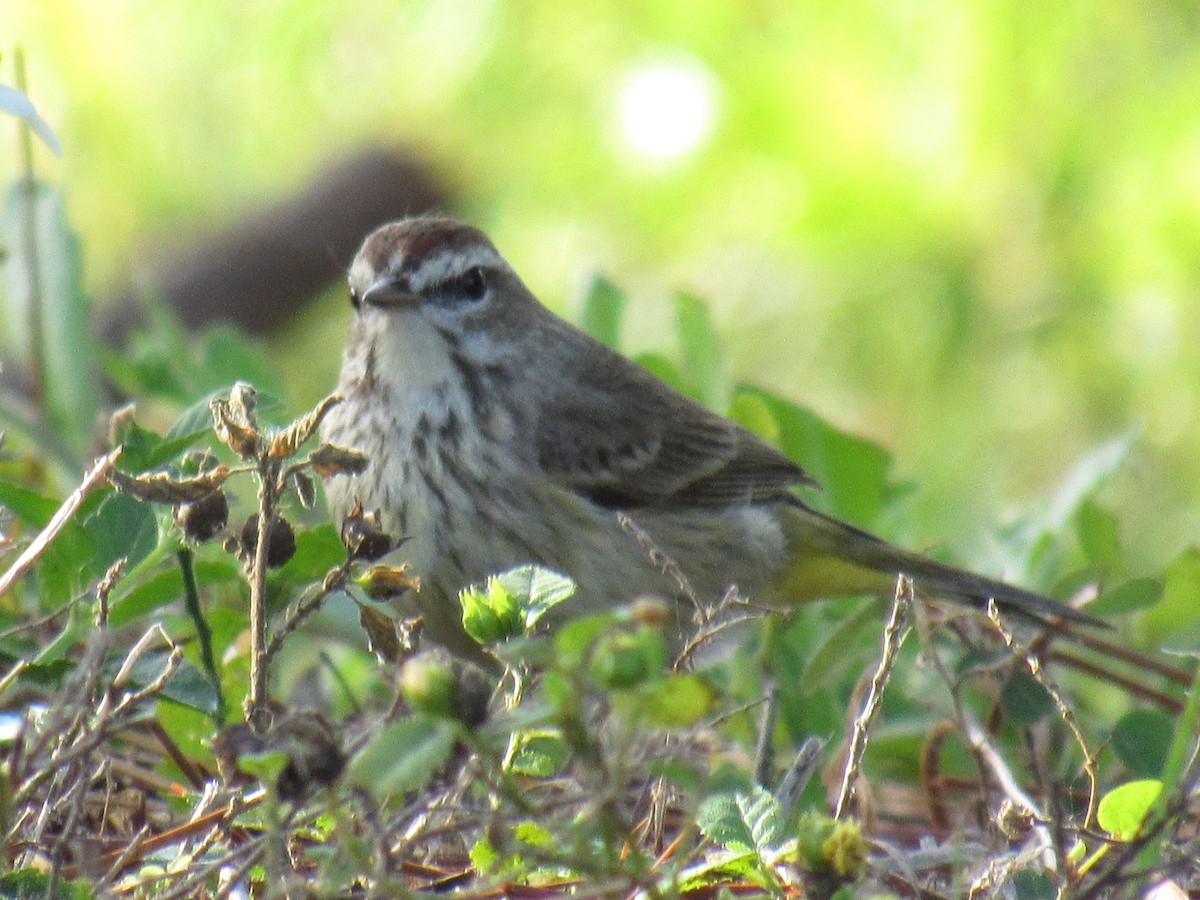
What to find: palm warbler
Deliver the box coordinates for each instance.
[321,217,1099,657]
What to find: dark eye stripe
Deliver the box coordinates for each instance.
[429,266,488,305]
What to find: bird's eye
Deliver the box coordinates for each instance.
[444,266,488,304]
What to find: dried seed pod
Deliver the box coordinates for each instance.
[309,443,369,478]
[210,397,261,458]
[175,489,229,542]
[355,564,420,601]
[229,382,258,419]
[340,503,394,561]
[107,403,137,449]
[292,470,317,509]
[239,514,297,569]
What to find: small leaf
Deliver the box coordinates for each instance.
[639,673,713,728]
[507,732,568,777]
[675,291,725,410]
[1045,431,1139,530]
[1087,577,1163,616]
[578,274,625,350]
[1074,499,1122,575]
[696,786,784,857]
[348,716,456,801]
[1000,671,1054,726]
[1097,779,1163,840]
[735,385,902,525]
[495,565,576,630]
[1009,870,1057,900]
[1112,709,1173,778]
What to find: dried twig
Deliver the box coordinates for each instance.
[835,576,911,820]
[988,600,1100,829]
[0,448,121,600]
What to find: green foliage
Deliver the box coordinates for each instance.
[1097,779,1163,841]
[459,564,575,645]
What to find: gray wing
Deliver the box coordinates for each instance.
[533,343,816,510]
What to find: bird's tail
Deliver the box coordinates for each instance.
[778,502,1103,627]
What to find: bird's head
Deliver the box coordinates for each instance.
[347,217,537,346]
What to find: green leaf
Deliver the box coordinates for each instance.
[631,351,684,392]
[1087,577,1162,616]
[800,600,879,689]
[1044,432,1138,530]
[507,732,568,777]
[501,565,575,628]
[1000,672,1054,726]
[238,750,290,783]
[348,715,457,802]
[513,821,552,847]
[111,416,210,474]
[638,673,714,728]
[1145,547,1200,652]
[275,524,346,582]
[460,579,524,645]
[1009,870,1056,900]
[734,386,901,526]
[0,867,90,900]
[1074,499,1122,576]
[675,291,726,409]
[0,481,97,608]
[1097,779,1163,841]
[553,613,618,669]
[728,391,781,445]
[578,274,625,350]
[1,182,99,460]
[85,492,159,573]
[197,328,285,399]
[116,650,221,715]
[696,786,785,857]
[109,560,242,627]
[1112,709,1173,778]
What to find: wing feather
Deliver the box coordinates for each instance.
[533,344,815,509]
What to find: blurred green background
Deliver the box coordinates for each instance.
[4,0,1200,570]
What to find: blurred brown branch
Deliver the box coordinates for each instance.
[102,147,451,339]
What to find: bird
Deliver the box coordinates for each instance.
[320,216,1100,659]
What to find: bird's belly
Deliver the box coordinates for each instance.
[323,405,788,650]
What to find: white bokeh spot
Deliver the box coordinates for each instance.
[619,59,717,162]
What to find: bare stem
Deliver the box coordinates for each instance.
[14,49,46,406]
[246,462,278,727]
[835,576,910,820]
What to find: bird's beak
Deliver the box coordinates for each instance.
[362,278,420,309]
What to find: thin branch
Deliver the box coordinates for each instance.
[0,449,121,600]
[835,576,910,820]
